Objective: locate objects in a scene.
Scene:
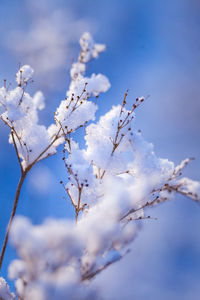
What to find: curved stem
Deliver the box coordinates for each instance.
[0,171,27,271]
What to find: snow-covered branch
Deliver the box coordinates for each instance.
[0,33,199,300]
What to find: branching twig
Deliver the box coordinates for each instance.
[100,93,146,179]
[0,125,63,270]
[11,130,23,173]
[27,126,62,171]
[164,184,200,203]
[81,249,130,282]
[120,196,160,221]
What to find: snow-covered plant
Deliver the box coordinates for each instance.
[0,33,200,300]
[0,32,110,272]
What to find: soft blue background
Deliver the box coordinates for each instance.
[0,0,200,299]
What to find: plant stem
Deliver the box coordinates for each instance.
[75,187,82,223]
[0,127,62,271]
[0,171,27,271]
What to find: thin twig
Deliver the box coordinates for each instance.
[27,126,62,171]
[0,171,27,270]
[120,196,160,221]
[11,130,23,173]
[165,184,200,203]
[75,187,82,223]
[0,126,63,270]
[81,249,130,282]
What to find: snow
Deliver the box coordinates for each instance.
[1,32,199,300]
[0,32,110,170]
[16,65,34,86]
[0,277,15,300]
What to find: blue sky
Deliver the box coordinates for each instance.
[0,0,200,298]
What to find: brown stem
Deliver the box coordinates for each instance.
[81,249,131,282]
[0,171,27,270]
[120,196,160,221]
[11,130,23,173]
[0,126,62,271]
[27,126,62,171]
[75,187,82,223]
[81,257,121,281]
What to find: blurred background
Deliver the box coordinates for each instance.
[0,0,200,299]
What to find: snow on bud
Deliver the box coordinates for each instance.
[84,74,111,97]
[172,177,200,201]
[79,32,106,63]
[67,74,110,99]
[70,62,86,81]
[16,65,34,86]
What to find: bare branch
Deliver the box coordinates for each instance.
[0,172,27,270]
[11,130,23,173]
